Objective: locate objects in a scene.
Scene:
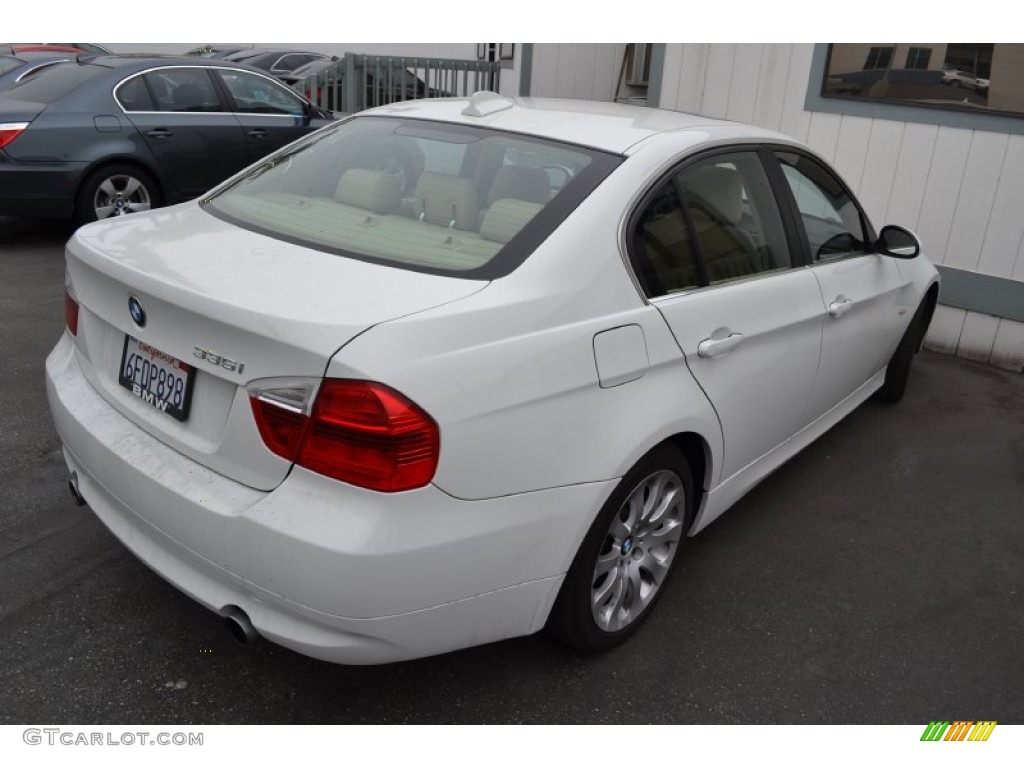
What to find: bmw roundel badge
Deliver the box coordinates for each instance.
[128,295,146,327]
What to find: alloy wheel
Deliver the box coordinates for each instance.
[591,469,686,632]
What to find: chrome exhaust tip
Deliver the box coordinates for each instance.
[68,471,87,506]
[222,605,259,644]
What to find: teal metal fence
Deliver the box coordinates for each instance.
[289,54,502,114]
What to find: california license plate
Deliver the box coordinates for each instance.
[118,336,195,421]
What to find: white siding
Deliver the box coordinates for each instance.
[653,43,1024,372]
[529,44,625,102]
[525,42,1024,371]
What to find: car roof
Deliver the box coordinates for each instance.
[362,95,793,155]
[48,55,284,74]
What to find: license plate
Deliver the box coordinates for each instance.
[118,336,195,422]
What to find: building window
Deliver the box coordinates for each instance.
[904,47,932,70]
[823,43,1024,118]
[863,46,893,70]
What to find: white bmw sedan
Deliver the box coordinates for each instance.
[46,93,939,664]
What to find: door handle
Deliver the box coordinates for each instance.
[828,296,854,318]
[145,128,172,139]
[697,331,744,359]
[248,128,268,138]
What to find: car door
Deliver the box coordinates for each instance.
[117,67,250,199]
[772,150,908,425]
[630,149,825,483]
[213,68,325,162]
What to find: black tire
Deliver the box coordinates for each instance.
[875,298,931,403]
[547,444,693,653]
[75,164,160,225]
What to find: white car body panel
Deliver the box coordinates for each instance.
[654,269,825,483]
[66,204,486,489]
[45,95,940,663]
[802,254,909,423]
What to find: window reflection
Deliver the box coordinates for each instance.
[823,43,1024,116]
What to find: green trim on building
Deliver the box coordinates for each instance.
[935,265,1024,323]
[647,44,666,108]
[519,43,533,97]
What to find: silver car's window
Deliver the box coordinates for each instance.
[205,117,621,279]
[216,69,305,116]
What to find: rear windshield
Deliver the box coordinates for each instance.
[205,117,621,279]
[5,62,103,103]
[0,57,21,77]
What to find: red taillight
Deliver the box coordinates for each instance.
[250,379,439,492]
[64,286,79,336]
[0,122,29,150]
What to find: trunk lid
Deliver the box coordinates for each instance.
[67,202,486,490]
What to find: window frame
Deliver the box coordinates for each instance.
[625,144,812,302]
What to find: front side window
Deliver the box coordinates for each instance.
[205,117,619,278]
[216,69,305,116]
[776,151,869,261]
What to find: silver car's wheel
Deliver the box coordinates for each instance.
[591,469,686,632]
[547,444,693,652]
[93,174,152,219]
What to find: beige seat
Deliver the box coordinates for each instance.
[334,169,402,214]
[683,165,765,282]
[480,199,543,244]
[486,166,550,206]
[414,172,479,231]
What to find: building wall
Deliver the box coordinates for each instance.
[528,43,1024,372]
[527,43,627,101]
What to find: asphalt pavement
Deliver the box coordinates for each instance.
[0,214,1021,724]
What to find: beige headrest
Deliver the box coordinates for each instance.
[335,169,401,213]
[684,166,744,224]
[414,172,479,231]
[480,199,543,244]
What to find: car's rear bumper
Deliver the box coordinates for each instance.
[46,333,612,664]
[0,151,86,218]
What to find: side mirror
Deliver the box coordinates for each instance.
[877,225,921,259]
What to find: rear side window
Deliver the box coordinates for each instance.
[5,62,104,103]
[205,116,621,279]
[144,68,223,112]
[629,151,792,297]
